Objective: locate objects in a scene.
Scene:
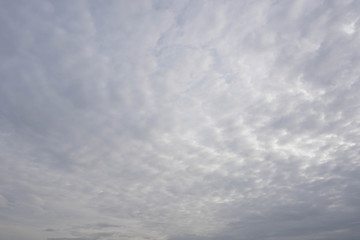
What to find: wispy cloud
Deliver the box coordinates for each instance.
[1,0,360,240]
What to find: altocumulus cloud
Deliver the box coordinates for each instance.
[0,0,360,240]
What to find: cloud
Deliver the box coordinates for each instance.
[48,238,93,240]
[45,228,56,232]
[0,0,360,240]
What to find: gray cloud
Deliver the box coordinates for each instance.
[48,238,93,240]
[1,0,360,240]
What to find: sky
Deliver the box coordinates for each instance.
[0,0,360,239]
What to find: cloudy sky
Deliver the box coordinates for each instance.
[1,0,360,239]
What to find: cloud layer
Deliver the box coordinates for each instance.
[1,0,360,239]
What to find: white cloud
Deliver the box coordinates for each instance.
[0,0,360,240]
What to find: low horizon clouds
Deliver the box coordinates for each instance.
[1,0,360,239]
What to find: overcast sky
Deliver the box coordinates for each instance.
[1,0,360,240]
